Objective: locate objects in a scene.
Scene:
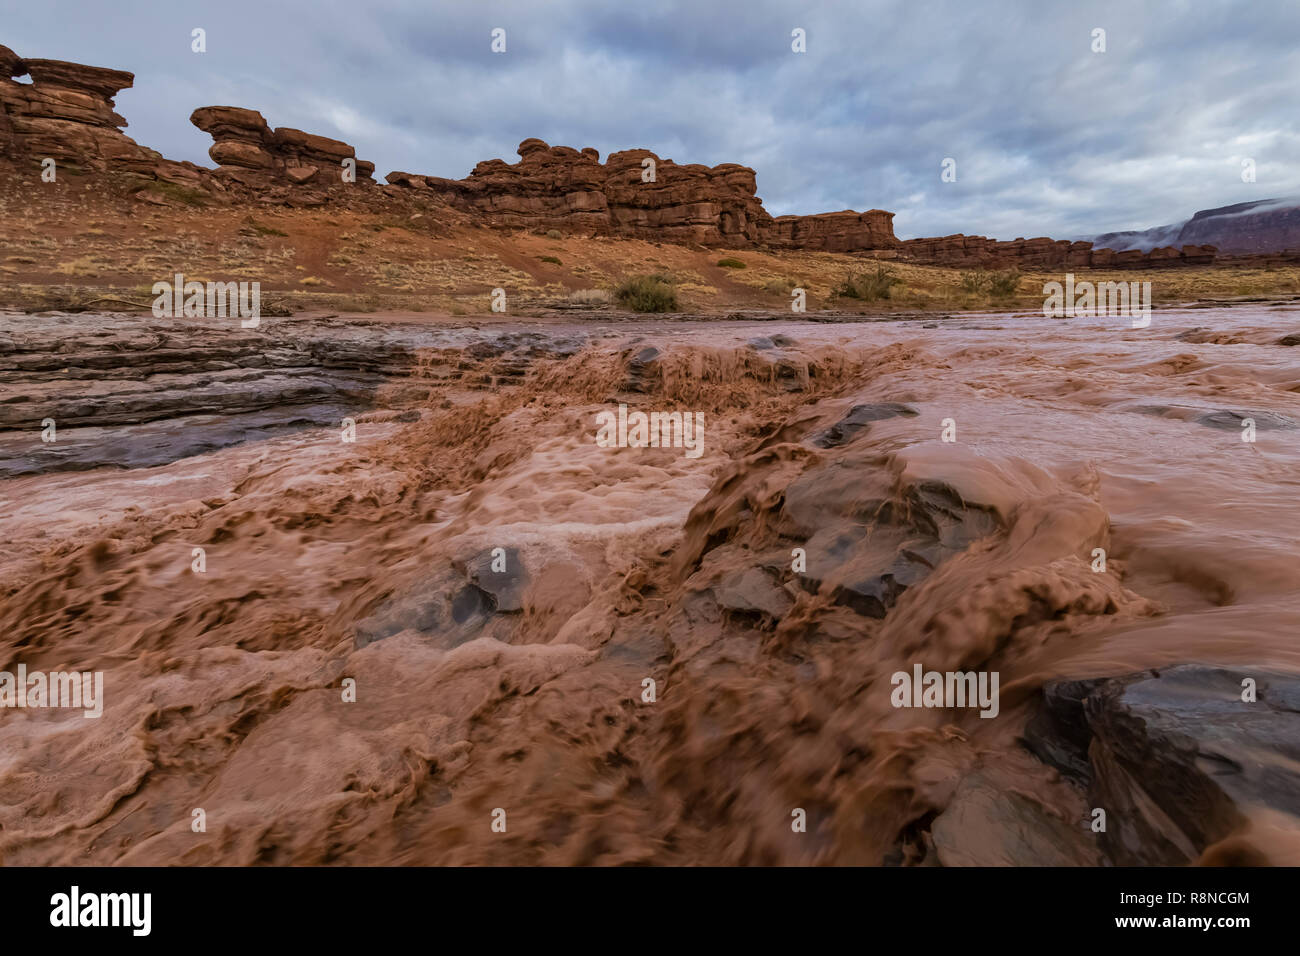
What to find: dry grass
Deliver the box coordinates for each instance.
[2,178,1298,315]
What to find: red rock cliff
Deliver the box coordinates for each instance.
[388,138,899,251]
[0,43,202,185]
[190,105,375,187]
[899,233,1216,270]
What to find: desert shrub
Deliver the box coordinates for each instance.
[614,274,679,312]
[960,271,990,294]
[539,255,561,265]
[764,277,797,294]
[567,288,611,306]
[987,269,1021,297]
[835,265,902,301]
[242,219,288,238]
[716,257,746,269]
[545,230,563,240]
[132,180,209,207]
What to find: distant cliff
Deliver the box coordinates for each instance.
[1092,198,1300,255]
[0,40,1234,268]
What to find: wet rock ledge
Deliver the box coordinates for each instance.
[1025,665,1300,865]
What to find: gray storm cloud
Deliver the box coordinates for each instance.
[2,0,1296,238]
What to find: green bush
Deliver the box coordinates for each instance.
[133,180,209,207]
[834,265,902,301]
[244,219,288,238]
[960,271,990,294]
[568,288,611,306]
[716,257,746,269]
[539,255,561,265]
[987,269,1021,297]
[614,274,679,313]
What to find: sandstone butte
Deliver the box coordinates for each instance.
[0,42,1217,270]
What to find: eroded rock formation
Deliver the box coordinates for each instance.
[899,233,1217,270]
[190,105,376,187]
[1025,666,1300,865]
[0,43,1225,264]
[0,43,203,185]
[390,138,899,250]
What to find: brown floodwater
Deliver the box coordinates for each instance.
[1,303,1298,865]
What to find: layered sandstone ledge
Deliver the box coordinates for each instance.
[899,233,1218,271]
[0,43,205,187]
[0,42,1217,267]
[387,137,899,250]
[190,105,376,187]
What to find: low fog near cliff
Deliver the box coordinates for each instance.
[3,0,1298,240]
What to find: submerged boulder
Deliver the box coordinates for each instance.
[1024,665,1300,865]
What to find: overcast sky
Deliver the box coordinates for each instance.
[4,0,1297,239]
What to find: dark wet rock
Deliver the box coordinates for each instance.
[1279,333,1300,346]
[714,566,792,620]
[832,544,938,618]
[0,313,593,475]
[910,482,999,550]
[1127,403,1179,419]
[742,334,796,352]
[462,546,528,613]
[810,402,918,449]
[798,527,938,618]
[451,584,494,624]
[355,593,443,650]
[622,346,661,393]
[782,462,896,534]
[1024,665,1300,865]
[931,770,1100,866]
[1196,409,1296,431]
[771,356,810,391]
[782,460,998,619]
[1129,404,1296,432]
[600,630,671,667]
[352,559,525,650]
[1021,679,1096,785]
[0,404,356,479]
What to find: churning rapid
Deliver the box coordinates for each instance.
[1,303,1298,865]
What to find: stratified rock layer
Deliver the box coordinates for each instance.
[190,105,375,187]
[0,43,203,185]
[391,138,899,250]
[1025,665,1300,865]
[0,42,1228,263]
[899,233,1217,270]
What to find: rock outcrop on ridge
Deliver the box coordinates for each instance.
[190,105,376,187]
[0,41,1225,265]
[1024,665,1300,865]
[899,233,1218,270]
[388,137,900,250]
[0,43,204,186]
